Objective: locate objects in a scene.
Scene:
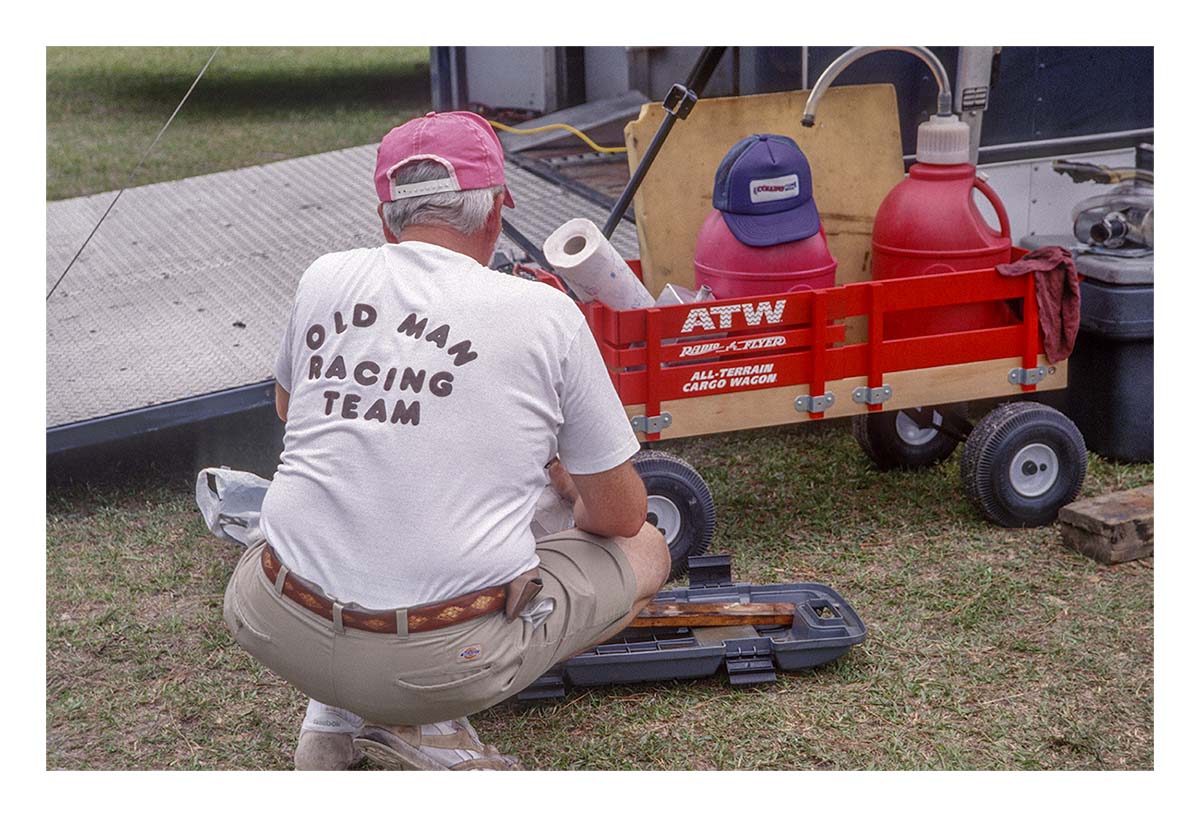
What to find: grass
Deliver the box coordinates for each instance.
[46,46,431,200]
[47,419,1153,770]
[44,47,1154,770]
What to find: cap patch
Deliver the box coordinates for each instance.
[750,174,800,204]
[389,176,459,201]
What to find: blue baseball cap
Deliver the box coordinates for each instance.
[712,134,821,247]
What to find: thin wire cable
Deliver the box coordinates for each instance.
[46,47,221,301]
[488,120,627,154]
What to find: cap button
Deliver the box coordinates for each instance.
[757,135,769,141]
[424,111,438,118]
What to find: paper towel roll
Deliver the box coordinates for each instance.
[542,218,654,310]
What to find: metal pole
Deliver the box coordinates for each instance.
[601,47,727,238]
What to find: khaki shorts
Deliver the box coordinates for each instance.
[223,530,639,725]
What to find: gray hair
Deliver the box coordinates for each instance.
[381,160,504,236]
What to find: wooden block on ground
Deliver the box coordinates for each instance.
[1058,485,1154,564]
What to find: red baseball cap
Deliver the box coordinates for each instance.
[374,111,515,208]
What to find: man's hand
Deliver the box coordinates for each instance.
[546,458,579,504]
[275,382,290,423]
[566,458,647,540]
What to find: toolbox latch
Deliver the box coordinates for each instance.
[687,554,734,588]
[1008,365,1047,386]
[724,639,778,686]
[632,413,672,434]
[725,657,777,686]
[852,385,893,405]
[795,392,835,414]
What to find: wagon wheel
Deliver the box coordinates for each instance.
[960,401,1088,527]
[852,404,965,471]
[633,450,716,580]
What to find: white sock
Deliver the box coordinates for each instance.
[301,699,365,735]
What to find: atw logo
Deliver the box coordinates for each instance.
[680,300,787,333]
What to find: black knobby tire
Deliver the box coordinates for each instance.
[633,450,716,580]
[960,401,1088,527]
[852,404,963,471]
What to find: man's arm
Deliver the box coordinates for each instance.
[275,382,290,423]
[549,458,646,539]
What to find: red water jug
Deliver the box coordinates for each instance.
[871,115,1016,339]
[694,209,838,299]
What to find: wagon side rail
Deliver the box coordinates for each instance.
[519,252,1063,442]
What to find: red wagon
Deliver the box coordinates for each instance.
[522,251,1085,577]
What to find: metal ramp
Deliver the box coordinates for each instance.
[46,146,638,453]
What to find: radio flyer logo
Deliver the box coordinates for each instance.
[301,302,479,429]
[678,334,787,359]
[459,644,483,662]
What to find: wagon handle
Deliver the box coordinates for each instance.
[602,47,728,239]
[973,176,1010,240]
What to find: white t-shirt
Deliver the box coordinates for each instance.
[261,241,641,609]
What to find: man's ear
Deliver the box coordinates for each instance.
[378,202,399,243]
[489,194,505,232]
[483,193,505,244]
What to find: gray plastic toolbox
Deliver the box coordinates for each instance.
[517,555,867,702]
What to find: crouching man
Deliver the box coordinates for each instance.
[222,111,668,771]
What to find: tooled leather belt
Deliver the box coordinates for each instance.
[260,544,506,634]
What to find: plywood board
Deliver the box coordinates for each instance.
[624,85,904,300]
[623,355,1068,442]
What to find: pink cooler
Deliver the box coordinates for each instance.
[693,209,838,299]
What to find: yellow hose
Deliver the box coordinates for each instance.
[488,120,627,154]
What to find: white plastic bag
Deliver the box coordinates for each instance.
[195,466,270,547]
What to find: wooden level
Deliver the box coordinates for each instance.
[631,601,796,628]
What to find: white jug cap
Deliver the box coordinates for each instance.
[916,114,971,165]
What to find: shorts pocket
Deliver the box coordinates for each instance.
[227,586,274,644]
[224,568,273,643]
[392,663,495,692]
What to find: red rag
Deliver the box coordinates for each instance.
[996,246,1080,364]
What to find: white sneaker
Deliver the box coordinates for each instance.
[355,717,523,771]
[294,730,365,771]
[293,700,366,771]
